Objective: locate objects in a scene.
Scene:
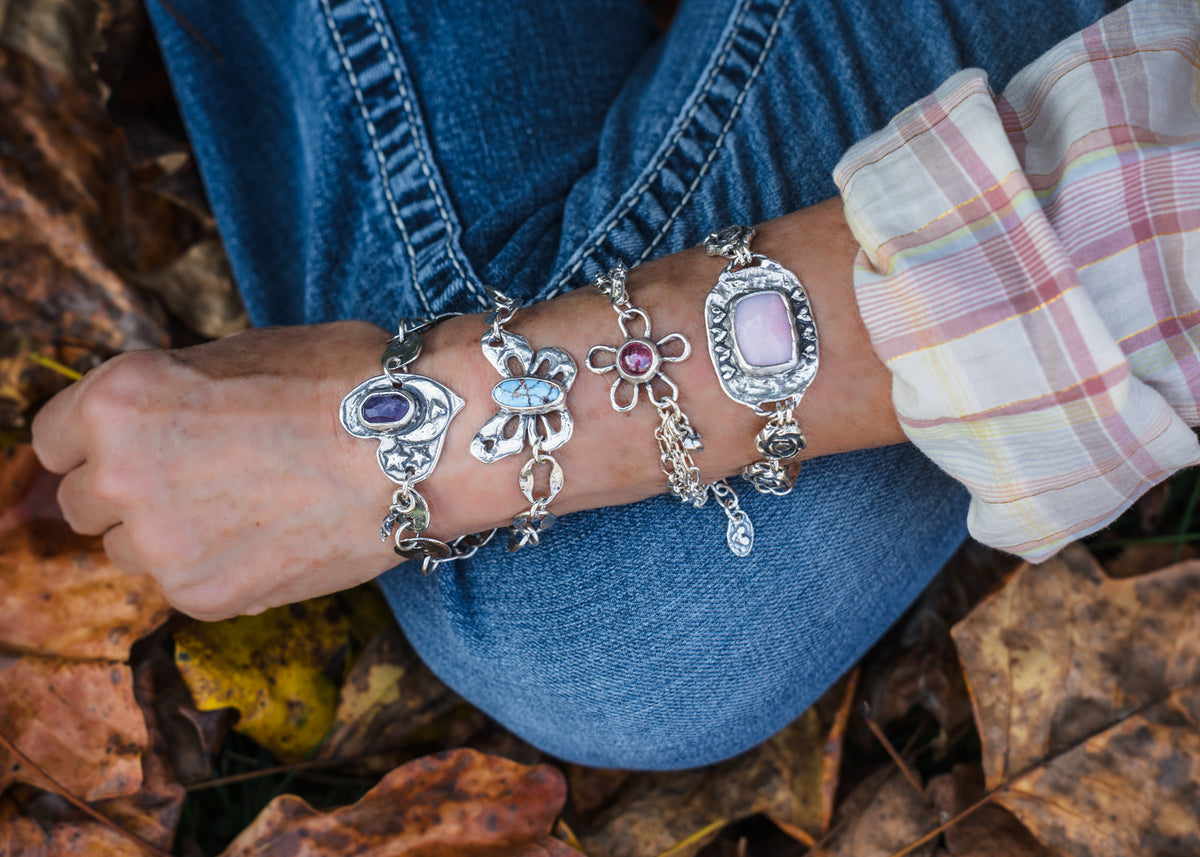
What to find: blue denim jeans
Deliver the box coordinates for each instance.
[148,0,1119,769]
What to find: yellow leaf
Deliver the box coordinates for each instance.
[173,590,389,762]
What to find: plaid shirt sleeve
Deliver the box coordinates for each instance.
[833,0,1200,561]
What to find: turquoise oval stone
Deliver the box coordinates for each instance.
[493,377,563,413]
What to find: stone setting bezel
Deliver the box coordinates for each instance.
[615,338,661,383]
[705,255,818,409]
[359,389,418,432]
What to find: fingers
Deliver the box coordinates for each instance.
[56,464,123,536]
[30,377,91,474]
[102,524,151,579]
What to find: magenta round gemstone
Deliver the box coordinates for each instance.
[617,341,655,378]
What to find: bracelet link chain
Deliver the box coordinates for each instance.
[703,225,817,498]
[588,264,755,557]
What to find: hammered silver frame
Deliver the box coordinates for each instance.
[340,373,465,484]
[470,328,576,465]
[705,255,818,410]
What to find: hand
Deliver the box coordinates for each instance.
[31,321,400,620]
[30,200,904,621]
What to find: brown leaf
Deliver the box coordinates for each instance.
[95,658,185,851]
[951,545,1200,785]
[808,767,937,857]
[0,445,40,516]
[219,748,569,857]
[0,653,146,801]
[997,685,1200,857]
[1,44,179,430]
[565,765,631,822]
[316,623,460,764]
[134,239,247,340]
[0,0,107,93]
[951,546,1200,855]
[1134,480,1171,534]
[146,639,231,785]
[578,678,855,857]
[860,542,1018,737]
[0,519,170,660]
[0,658,185,855]
[925,764,1059,857]
[1100,541,1197,580]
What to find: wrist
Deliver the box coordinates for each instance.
[345,198,903,555]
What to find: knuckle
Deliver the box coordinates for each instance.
[79,351,163,424]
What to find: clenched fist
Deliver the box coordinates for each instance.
[31,322,401,620]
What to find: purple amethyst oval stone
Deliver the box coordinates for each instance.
[361,391,412,428]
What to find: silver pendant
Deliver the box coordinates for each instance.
[470,329,576,464]
[585,307,691,413]
[705,256,818,411]
[340,372,464,484]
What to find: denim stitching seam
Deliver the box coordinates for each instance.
[318,0,431,314]
[361,0,487,307]
[635,0,793,264]
[544,0,755,299]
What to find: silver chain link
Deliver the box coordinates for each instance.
[590,263,756,555]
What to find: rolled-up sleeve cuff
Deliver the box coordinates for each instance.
[832,0,1200,560]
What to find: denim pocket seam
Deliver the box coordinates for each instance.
[318,0,429,313]
[632,0,793,266]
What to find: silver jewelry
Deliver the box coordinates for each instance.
[586,264,755,556]
[471,287,577,551]
[704,225,817,495]
[341,316,487,574]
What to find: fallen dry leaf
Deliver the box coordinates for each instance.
[1099,540,1197,580]
[316,623,460,764]
[996,683,1200,857]
[859,542,1018,738]
[952,546,1200,856]
[809,767,937,857]
[0,658,185,856]
[0,653,146,801]
[925,764,1059,857]
[0,45,174,431]
[145,637,232,786]
[0,518,170,660]
[579,677,856,857]
[0,0,107,93]
[220,748,573,857]
[174,591,390,763]
[951,545,1200,784]
[134,239,247,340]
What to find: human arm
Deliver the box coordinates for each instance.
[31,0,1200,620]
[29,198,903,620]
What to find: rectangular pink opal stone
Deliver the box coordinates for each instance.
[733,291,795,368]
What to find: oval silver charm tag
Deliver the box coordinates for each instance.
[726,510,755,558]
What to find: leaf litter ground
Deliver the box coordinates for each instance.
[2,2,1200,855]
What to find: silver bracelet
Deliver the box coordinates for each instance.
[586,264,754,556]
[470,286,577,551]
[341,315,492,573]
[703,225,818,495]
